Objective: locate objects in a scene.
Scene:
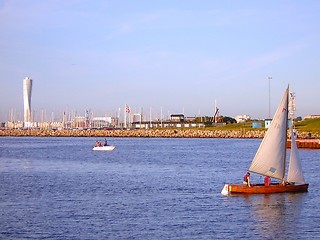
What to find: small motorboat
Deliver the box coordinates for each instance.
[92,145,115,151]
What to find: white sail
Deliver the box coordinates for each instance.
[287,127,306,183]
[249,86,289,180]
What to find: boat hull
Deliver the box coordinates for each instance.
[221,183,309,195]
[92,146,115,151]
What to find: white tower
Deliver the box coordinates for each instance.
[23,77,33,125]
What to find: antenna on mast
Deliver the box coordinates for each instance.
[289,92,296,131]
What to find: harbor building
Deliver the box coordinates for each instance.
[23,77,33,127]
[131,114,206,129]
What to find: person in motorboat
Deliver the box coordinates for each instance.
[243,172,251,187]
[104,138,108,146]
[96,141,102,147]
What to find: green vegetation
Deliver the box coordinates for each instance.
[205,118,320,135]
[160,117,320,137]
[212,120,264,131]
[295,118,320,134]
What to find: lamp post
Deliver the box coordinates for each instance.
[268,76,272,119]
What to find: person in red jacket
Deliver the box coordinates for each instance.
[264,176,271,186]
[96,141,102,147]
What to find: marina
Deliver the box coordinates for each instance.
[1,1,320,238]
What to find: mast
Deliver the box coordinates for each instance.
[282,85,289,183]
[124,105,126,129]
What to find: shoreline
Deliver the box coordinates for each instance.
[0,128,319,139]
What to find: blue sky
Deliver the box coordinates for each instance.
[1,0,319,121]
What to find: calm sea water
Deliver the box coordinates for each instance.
[0,137,319,239]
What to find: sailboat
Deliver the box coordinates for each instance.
[221,86,308,195]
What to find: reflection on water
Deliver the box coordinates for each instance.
[247,193,306,239]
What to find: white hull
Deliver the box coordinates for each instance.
[93,146,115,151]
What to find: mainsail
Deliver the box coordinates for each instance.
[249,86,289,180]
[287,127,306,183]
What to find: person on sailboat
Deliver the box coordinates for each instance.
[264,176,271,186]
[104,138,107,146]
[243,172,251,187]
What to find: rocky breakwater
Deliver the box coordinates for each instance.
[1,128,319,139]
[0,128,267,138]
